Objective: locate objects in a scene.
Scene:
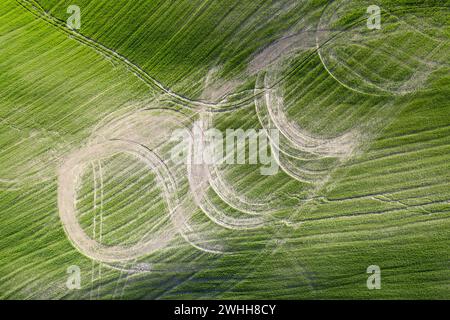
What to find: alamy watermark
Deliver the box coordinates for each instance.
[366,265,381,289]
[67,5,81,30]
[170,121,279,175]
[66,265,81,290]
[367,5,381,30]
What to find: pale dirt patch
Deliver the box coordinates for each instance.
[248,29,316,75]
[201,67,243,103]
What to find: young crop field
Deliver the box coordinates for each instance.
[0,0,449,300]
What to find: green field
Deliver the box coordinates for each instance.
[0,0,449,299]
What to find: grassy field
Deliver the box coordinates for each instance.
[0,0,449,299]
